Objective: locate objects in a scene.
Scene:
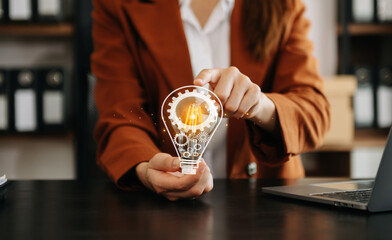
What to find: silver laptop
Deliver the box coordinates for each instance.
[262,127,392,213]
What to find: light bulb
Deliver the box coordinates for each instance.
[161,85,223,174]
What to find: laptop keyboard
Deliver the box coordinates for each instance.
[312,190,372,203]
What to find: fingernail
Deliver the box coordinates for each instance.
[195,78,203,84]
[172,158,180,168]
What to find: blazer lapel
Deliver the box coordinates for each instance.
[121,0,194,90]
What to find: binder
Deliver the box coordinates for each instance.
[377,66,392,128]
[36,0,63,22]
[377,0,392,22]
[352,0,375,22]
[0,0,4,21]
[9,0,32,21]
[353,67,375,127]
[0,69,9,131]
[10,69,38,132]
[0,0,9,22]
[37,68,66,131]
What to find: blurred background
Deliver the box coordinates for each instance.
[0,0,391,180]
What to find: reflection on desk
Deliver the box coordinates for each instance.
[0,179,391,240]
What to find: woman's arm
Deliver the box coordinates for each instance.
[194,0,330,167]
[91,0,213,199]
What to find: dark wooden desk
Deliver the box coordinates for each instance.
[1,179,391,240]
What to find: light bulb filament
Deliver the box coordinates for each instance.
[184,104,203,132]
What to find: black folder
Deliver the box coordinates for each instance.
[37,68,66,131]
[10,69,39,132]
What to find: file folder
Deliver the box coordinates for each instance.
[352,0,375,22]
[38,68,66,130]
[37,0,63,22]
[377,67,392,128]
[11,69,38,132]
[354,67,375,127]
[0,70,9,131]
[9,0,32,21]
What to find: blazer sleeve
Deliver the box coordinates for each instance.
[91,0,160,186]
[248,0,331,167]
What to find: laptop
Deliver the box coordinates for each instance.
[262,127,392,213]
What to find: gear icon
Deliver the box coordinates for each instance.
[194,144,202,151]
[182,152,191,158]
[167,89,218,132]
[174,133,189,147]
[196,132,209,143]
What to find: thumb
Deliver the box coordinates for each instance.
[149,153,180,172]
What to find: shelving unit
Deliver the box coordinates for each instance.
[304,0,392,178]
[0,21,76,179]
[0,23,73,37]
[337,23,392,36]
[318,128,389,152]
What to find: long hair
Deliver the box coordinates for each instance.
[242,0,292,61]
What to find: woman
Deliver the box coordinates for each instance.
[91,0,330,201]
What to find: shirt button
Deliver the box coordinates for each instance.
[247,162,257,176]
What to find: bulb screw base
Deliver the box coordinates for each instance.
[179,158,199,175]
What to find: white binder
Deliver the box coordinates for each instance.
[354,68,375,127]
[9,0,32,21]
[377,67,392,128]
[0,71,7,130]
[0,0,4,20]
[352,0,374,22]
[377,0,392,22]
[14,71,37,132]
[42,70,64,125]
[38,0,61,18]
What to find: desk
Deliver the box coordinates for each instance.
[1,179,391,240]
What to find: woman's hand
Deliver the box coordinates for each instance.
[194,67,278,133]
[135,153,213,201]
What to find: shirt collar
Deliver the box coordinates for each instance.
[178,0,235,14]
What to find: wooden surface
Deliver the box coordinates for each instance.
[338,23,392,36]
[0,23,73,37]
[1,179,392,240]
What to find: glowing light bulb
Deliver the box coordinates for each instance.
[161,85,223,174]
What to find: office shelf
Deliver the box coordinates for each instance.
[316,129,389,152]
[338,23,392,36]
[0,23,73,37]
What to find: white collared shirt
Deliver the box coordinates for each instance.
[179,0,234,178]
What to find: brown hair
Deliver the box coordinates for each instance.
[242,0,292,61]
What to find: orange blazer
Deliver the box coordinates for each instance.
[91,0,330,186]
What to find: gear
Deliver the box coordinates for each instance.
[167,88,218,133]
[182,151,191,158]
[196,132,209,143]
[194,144,202,151]
[174,133,189,147]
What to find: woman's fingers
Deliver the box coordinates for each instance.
[232,84,261,119]
[194,68,222,87]
[163,162,213,200]
[224,74,251,116]
[148,153,181,172]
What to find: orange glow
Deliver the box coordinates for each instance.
[184,104,203,132]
